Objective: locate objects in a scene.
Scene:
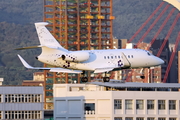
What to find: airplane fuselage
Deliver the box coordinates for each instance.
[37,48,163,71]
[17,22,164,82]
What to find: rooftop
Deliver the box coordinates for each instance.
[88,80,180,89]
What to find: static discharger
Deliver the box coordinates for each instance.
[163,0,180,11]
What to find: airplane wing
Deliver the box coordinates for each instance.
[17,54,82,73]
[94,67,115,73]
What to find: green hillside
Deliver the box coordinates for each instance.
[0,0,179,85]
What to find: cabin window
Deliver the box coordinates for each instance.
[104,56,106,59]
[111,56,113,59]
[107,56,109,59]
[128,55,130,58]
[131,55,133,58]
[115,56,117,59]
[118,56,120,59]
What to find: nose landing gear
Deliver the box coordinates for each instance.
[140,75,145,79]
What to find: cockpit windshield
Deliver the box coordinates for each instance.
[146,51,152,56]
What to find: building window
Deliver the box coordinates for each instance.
[5,94,41,103]
[136,117,144,120]
[125,117,133,120]
[5,111,41,119]
[169,118,176,120]
[114,99,122,109]
[84,103,95,114]
[169,100,176,110]
[136,100,144,109]
[147,100,154,109]
[158,118,166,120]
[158,100,165,110]
[147,118,155,120]
[125,99,133,110]
[115,117,122,120]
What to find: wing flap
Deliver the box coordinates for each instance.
[94,68,114,73]
[50,68,82,73]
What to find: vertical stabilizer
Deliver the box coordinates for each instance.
[35,22,67,51]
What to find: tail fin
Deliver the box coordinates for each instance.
[35,22,67,52]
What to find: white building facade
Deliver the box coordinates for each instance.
[54,82,180,120]
[0,86,44,120]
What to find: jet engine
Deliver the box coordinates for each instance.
[61,51,90,62]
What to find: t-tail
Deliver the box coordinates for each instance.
[16,22,68,54]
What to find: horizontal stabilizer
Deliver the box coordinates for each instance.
[94,67,114,73]
[15,45,41,50]
[17,54,82,73]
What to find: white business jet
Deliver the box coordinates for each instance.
[17,22,164,82]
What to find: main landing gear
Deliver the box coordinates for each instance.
[81,71,88,82]
[81,77,88,82]
[80,71,110,83]
[103,72,110,82]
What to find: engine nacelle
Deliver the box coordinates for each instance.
[62,51,90,62]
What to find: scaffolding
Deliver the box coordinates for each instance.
[43,0,115,109]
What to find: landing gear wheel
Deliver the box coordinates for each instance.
[103,77,110,82]
[81,77,88,82]
[140,76,145,79]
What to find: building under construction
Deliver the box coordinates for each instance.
[43,0,115,109]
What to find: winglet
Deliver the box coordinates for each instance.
[17,54,33,69]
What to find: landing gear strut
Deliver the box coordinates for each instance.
[140,68,145,79]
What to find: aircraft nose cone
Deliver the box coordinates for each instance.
[157,58,164,65]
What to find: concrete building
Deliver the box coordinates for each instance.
[22,72,44,86]
[54,82,180,120]
[0,78,3,85]
[0,86,44,119]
